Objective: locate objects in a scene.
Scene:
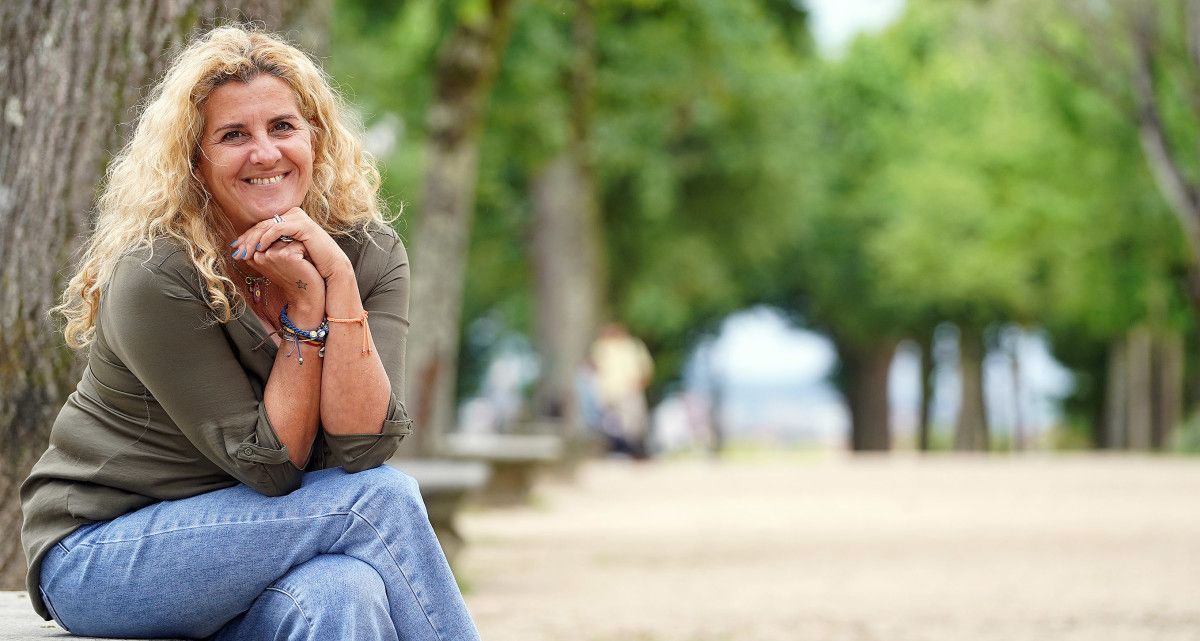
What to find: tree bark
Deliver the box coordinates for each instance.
[1103,336,1129,449]
[530,0,605,443]
[1126,326,1155,450]
[839,340,896,451]
[1152,328,1184,450]
[1008,329,1025,452]
[953,325,989,451]
[0,0,321,590]
[530,157,602,424]
[916,332,934,452]
[405,0,515,456]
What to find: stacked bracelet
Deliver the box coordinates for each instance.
[279,304,329,364]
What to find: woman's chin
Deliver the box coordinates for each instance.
[243,199,300,222]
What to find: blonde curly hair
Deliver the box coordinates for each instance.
[56,25,390,348]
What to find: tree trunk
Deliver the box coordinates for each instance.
[1008,329,1025,452]
[0,0,316,590]
[839,340,896,451]
[916,332,934,452]
[1126,326,1155,450]
[1152,328,1184,450]
[1103,336,1129,449]
[405,0,515,456]
[530,0,604,444]
[953,324,989,451]
[530,157,602,424]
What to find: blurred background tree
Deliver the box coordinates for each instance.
[326,0,1200,456]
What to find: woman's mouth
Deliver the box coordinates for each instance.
[245,172,289,186]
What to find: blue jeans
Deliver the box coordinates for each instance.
[38,466,481,640]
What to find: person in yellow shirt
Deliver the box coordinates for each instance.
[590,323,654,458]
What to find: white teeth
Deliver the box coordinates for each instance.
[247,174,285,185]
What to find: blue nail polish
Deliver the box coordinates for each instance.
[256,243,261,250]
[230,240,238,247]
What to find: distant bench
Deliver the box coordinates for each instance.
[438,432,564,506]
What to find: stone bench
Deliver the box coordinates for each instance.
[1,591,170,641]
[438,432,564,506]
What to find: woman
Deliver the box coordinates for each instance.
[19,26,481,641]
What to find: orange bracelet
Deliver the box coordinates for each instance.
[327,310,372,354]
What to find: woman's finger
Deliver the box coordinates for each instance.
[256,221,305,249]
[232,217,278,259]
[256,208,314,251]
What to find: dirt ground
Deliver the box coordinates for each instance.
[457,453,1200,641]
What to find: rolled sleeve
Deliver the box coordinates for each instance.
[323,393,414,472]
[103,249,303,496]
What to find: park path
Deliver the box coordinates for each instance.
[458,453,1200,641]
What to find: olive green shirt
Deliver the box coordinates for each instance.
[20,222,414,620]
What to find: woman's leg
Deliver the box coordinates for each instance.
[212,554,399,641]
[39,466,479,640]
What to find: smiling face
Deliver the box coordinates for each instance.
[196,74,313,236]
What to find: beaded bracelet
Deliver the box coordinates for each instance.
[282,333,326,363]
[279,304,329,364]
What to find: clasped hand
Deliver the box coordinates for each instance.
[231,207,349,280]
[230,207,350,318]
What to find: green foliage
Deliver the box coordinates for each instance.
[1174,413,1200,454]
[588,0,811,394]
[1048,421,1096,451]
[332,0,813,400]
[330,0,1199,429]
[467,0,814,395]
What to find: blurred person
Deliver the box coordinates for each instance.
[481,351,527,432]
[590,323,655,458]
[576,359,605,436]
[20,26,480,640]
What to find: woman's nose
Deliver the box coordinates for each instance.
[248,133,282,165]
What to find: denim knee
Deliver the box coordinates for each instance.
[217,555,395,641]
[353,466,426,516]
[274,554,387,605]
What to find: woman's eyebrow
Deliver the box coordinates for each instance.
[211,114,298,133]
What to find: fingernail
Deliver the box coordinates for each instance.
[230,240,239,247]
[256,243,261,250]
[231,250,238,257]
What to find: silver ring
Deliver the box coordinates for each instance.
[272,214,285,223]
[278,235,295,243]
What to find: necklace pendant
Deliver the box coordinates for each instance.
[237,269,269,305]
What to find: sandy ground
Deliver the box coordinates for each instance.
[457,453,1200,641]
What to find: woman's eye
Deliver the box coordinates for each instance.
[221,130,244,141]
[272,121,296,132]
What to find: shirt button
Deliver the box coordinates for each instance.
[241,447,254,456]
